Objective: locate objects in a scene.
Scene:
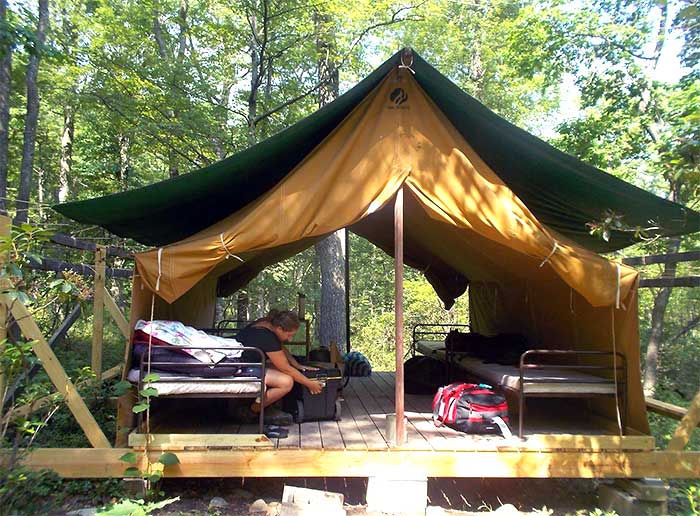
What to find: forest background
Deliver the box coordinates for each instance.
[0,0,699,513]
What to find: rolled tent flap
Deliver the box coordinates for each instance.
[135,67,636,308]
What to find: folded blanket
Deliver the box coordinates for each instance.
[135,319,243,364]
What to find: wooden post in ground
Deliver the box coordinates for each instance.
[0,214,9,409]
[668,389,700,451]
[394,187,405,446]
[91,245,106,381]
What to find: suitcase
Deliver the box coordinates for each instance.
[283,368,343,423]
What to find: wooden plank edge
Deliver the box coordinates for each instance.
[128,433,273,449]
[3,448,700,479]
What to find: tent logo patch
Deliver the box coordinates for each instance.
[389,88,408,108]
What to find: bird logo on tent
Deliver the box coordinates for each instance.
[389,88,408,106]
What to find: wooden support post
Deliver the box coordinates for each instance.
[668,389,700,451]
[92,245,106,381]
[394,187,405,446]
[3,294,111,448]
[0,214,9,410]
[345,228,351,354]
[103,288,129,339]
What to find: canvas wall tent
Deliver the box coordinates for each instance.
[55,49,700,435]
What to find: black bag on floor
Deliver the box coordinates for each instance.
[404,356,448,395]
[282,368,343,422]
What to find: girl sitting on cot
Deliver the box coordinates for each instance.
[236,309,323,424]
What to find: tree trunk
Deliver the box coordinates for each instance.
[15,0,49,225]
[237,292,249,322]
[247,9,260,146]
[313,9,346,353]
[58,104,73,203]
[643,236,681,397]
[0,0,12,215]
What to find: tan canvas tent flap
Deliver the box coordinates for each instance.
[134,68,637,308]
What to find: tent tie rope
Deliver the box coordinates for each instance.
[611,307,623,438]
[399,52,415,74]
[615,263,621,309]
[539,241,559,267]
[155,247,163,291]
[220,233,244,262]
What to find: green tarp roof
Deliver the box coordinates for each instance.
[54,49,700,252]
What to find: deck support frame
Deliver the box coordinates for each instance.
[3,448,700,479]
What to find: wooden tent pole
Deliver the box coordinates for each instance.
[394,187,405,446]
[91,245,106,381]
[0,214,9,408]
[345,228,351,353]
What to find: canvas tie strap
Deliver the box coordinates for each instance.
[611,307,623,437]
[399,52,415,74]
[539,241,559,268]
[220,233,244,262]
[155,247,163,291]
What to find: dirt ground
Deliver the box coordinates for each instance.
[139,477,602,515]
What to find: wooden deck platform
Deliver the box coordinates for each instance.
[145,371,654,452]
[9,372,700,479]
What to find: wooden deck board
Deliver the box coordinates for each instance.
[300,421,323,449]
[351,375,431,450]
[279,423,301,449]
[342,381,388,449]
[334,393,368,450]
[319,420,345,450]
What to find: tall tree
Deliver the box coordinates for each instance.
[15,0,49,224]
[313,7,346,352]
[0,0,11,214]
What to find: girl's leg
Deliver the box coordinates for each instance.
[259,368,293,408]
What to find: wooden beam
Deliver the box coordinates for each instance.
[639,277,700,288]
[0,214,10,411]
[103,288,129,339]
[128,433,274,450]
[622,251,700,266]
[49,233,132,259]
[26,256,132,279]
[5,302,82,403]
[3,295,111,448]
[668,390,700,451]
[4,448,700,479]
[646,397,698,424]
[394,186,405,446]
[92,246,106,381]
[4,364,122,422]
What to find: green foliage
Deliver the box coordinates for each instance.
[0,467,62,515]
[96,497,179,516]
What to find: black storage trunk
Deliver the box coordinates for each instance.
[283,368,342,422]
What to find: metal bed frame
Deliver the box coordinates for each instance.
[137,344,267,434]
[411,324,628,439]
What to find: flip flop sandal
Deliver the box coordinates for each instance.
[264,427,289,439]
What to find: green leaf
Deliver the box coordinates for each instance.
[112,380,133,396]
[146,472,162,483]
[132,402,149,414]
[139,387,159,398]
[142,373,160,383]
[123,467,141,477]
[61,281,73,293]
[119,452,138,464]
[158,452,180,466]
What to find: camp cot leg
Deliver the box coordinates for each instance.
[519,390,525,439]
